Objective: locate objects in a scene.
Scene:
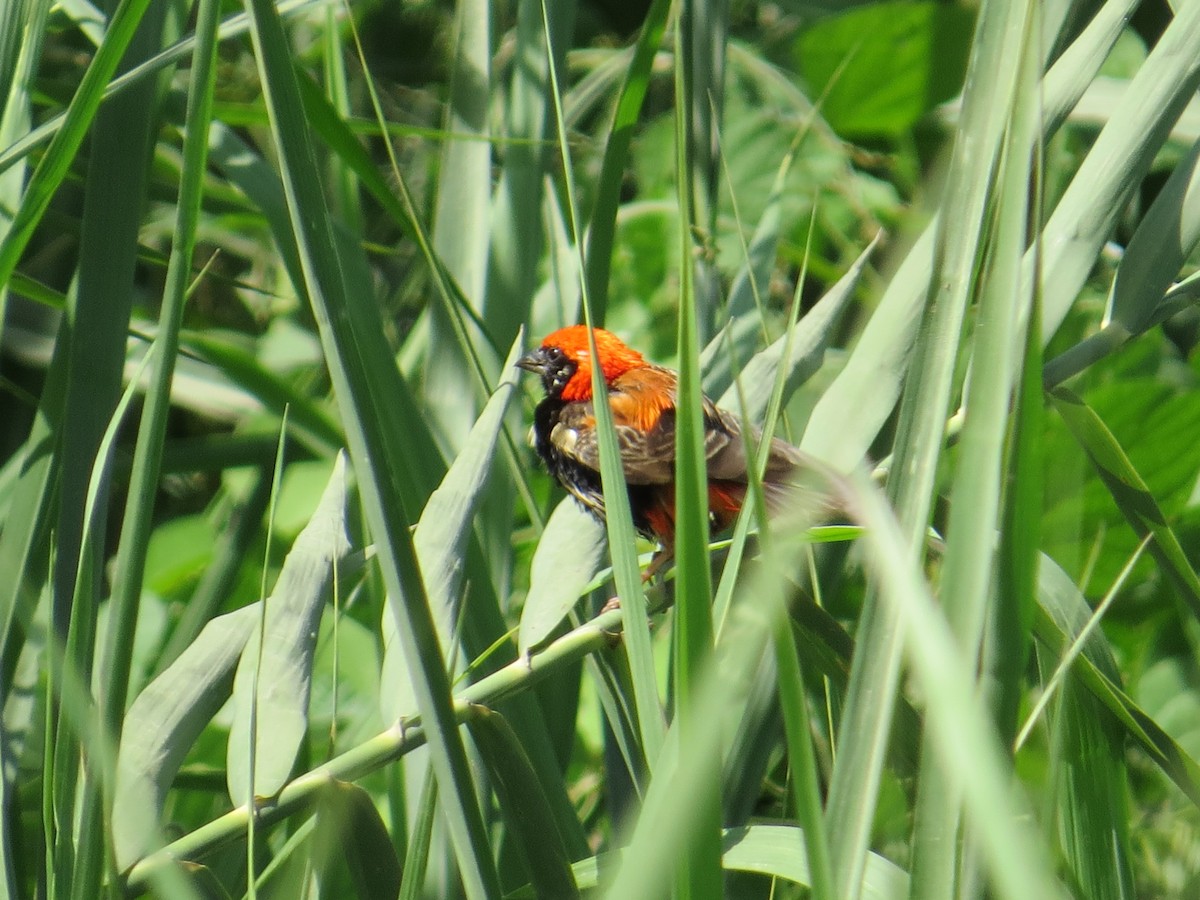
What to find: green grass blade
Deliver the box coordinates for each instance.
[241,0,500,893]
[485,0,570,338]
[1044,139,1200,387]
[512,823,909,898]
[800,0,1134,469]
[380,344,520,720]
[843,470,1060,900]
[582,0,670,318]
[425,0,492,450]
[469,709,580,899]
[990,272,1044,744]
[908,8,1039,895]
[538,0,664,765]
[1039,0,1200,341]
[100,0,220,735]
[309,781,402,900]
[714,235,874,425]
[0,0,156,286]
[824,3,1033,893]
[773,620,835,900]
[670,13,721,898]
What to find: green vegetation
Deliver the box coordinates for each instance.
[2,0,1200,897]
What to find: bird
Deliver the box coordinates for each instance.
[516,325,810,569]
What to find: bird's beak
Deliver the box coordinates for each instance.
[516,347,549,375]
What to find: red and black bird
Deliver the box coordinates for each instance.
[517,325,807,557]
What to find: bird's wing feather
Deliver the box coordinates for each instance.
[549,366,758,486]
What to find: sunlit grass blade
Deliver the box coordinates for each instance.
[842,469,1060,900]
[242,0,500,893]
[425,0,492,450]
[908,7,1040,895]
[1044,138,1200,387]
[824,3,1034,893]
[714,234,875,425]
[799,0,1136,470]
[380,343,520,720]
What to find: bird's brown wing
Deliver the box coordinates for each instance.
[549,365,749,486]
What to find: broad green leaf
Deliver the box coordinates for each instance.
[509,824,908,899]
[380,341,520,721]
[310,780,402,900]
[796,1,975,137]
[113,604,258,868]
[469,709,579,900]
[518,499,607,656]
[227,454,350,801]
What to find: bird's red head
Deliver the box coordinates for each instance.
[517,325,646,402]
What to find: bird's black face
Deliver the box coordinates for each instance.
[516,345,577,399]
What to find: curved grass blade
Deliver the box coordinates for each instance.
[715,233,875,425]
[426,0,492,450]
[1044,138,1200,387]
[823,3,1036,893]
[1039,0,1200,341]
[1050,388,1200,619]
[843,470,1061,900]
[1032,560,1200,808]
[310,780,403,900]
[0,0,157,286]
[670,14,723,893]
[583,0,670,319]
